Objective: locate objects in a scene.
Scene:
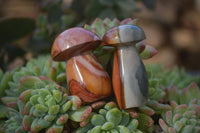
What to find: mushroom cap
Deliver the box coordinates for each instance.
[51,27,101,61]
[102,25,146,46]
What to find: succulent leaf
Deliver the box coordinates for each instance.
[5,107,26,133]
[46,125,63,133]
[4,76,91,133]
[76,102,142,133]
[145,64,200,90]
[0,105,7,119]
[139,45,158,59]
[137,113,154,133]
[0,72,12,98]
[22,115,34,131]
[91,114,106,126]
[106,108,122,125]
[166,82,200,105]
[69,106,92,122]
[0,56,67,111]
[159,101,200,133]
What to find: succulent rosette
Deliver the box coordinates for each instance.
[159,100,200,133]
[76,102,142,133]
[0,56,66,99]
[0,69,12,132]
[165,82,200,105]
[4,103,25,133]
[140,65,170,114]
[12,55,66,86]
[4,76,91,133]
[159,83,200,133]
[145,64,200,90]
[0,56,67,110]
[138,65,200,120]
[0,69,12,99]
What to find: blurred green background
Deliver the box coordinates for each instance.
[0,0,200,74]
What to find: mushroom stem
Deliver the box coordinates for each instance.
[113,44,148,109]
[66,52,112,103]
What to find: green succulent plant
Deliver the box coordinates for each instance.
[159,83,200,133]
[136,64,200,133]
[138,64,200,116]
[165,82,200,105]
[4,76,92,133]
[0,104,7,132]
[145,64,200,90]
[159,100,200,133]
[76,101,143,133]
[4,102,25,133]
[0,69,12,132]
[0,56,67,109]
[0,69,13,99]
[0,69,10,132]
[140,64,170,114]
[12,55,66,85]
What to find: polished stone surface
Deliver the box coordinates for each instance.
[103,25,148,109]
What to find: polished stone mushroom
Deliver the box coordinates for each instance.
[102,25,148,109]
[51,27,112,103]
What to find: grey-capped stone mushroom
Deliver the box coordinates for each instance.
[102,25,148,109]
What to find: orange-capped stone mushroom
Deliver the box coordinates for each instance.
[51,27,112,103]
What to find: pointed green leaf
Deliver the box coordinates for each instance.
[127,119,139,131]
[46,125,63,133]
[119,112,130,126]
[52,90,62,103]
[18,76,41,89]
[69,106,92,122]
[56,114,68,125]
[104,102,117,111]
[48,105,60,115]
[44,114,56,122]
[140,45,158,59]
[0,72,12,98]
[106,108,122,126]
[159,119,168,132]
[18,89,33,103]
[68,96,81,110]
[35,104,48,113]
[22,115,34,131]
[60,101,72,113]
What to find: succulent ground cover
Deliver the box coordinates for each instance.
[0,18,200,133]
[76,102,142,133]
[159,83,200,133]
